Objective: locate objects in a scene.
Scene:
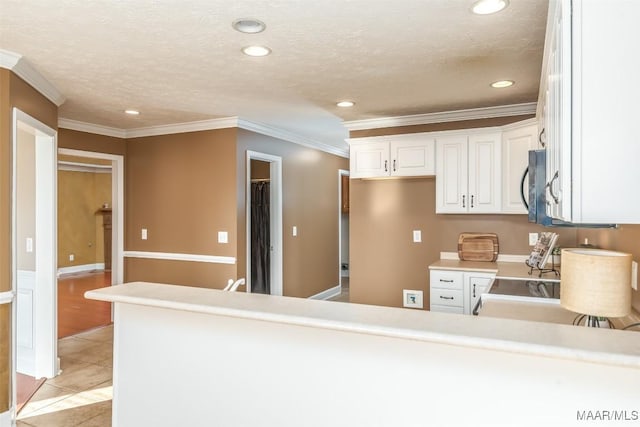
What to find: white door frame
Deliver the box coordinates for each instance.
[245,151,283,296]
[338,169,349,289]
[11,108,58,423]
[57,148,125,286]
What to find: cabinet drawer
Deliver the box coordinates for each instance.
[430,270,463,290]
[430,288,463,307]
[430,304,464,314]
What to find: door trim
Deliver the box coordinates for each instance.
[58,148,125,286]
[11,108,58,424]
[245,151,283,296]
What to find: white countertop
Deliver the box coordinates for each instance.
[86,281,640,368]
[429,259,561,282]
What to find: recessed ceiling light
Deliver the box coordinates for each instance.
[242,45,271,57]
[124,109,140,115]
[232,18,266,34]
[471,0,509,15]
[337,101,355,108]
[491,80,514,88]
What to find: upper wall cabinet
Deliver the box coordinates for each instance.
[501,120,538,214]
[436,130,502,214]
[348,135,435,179]
[538,0,640,224]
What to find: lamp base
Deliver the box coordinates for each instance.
[573,314,612,328]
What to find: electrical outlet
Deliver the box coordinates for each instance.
[632,261,638,291]
[529,233,539,246]
[69,254,74,262]
[292,226,297,237]
[141,228,148,240]
[218,231,228,244]
[403,289,423,309]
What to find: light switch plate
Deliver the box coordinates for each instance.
[292,226,297,237]
[403,289,423,309]
[218,231,228,244]
[413,230,422,243]
[26,237,33,253]
[141,228,148,240]
[632,261,638,291]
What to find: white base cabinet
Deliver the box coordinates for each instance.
[430,269,495,315]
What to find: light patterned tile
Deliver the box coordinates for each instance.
[18,400,111,427]
[18,384,72,418]
[47,361,112,393]
[74,325,114,343]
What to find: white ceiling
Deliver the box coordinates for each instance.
[0,0,548,151]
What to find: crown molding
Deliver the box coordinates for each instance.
[342,102,537,131]
[58,116,349,157]
[58,118,127,138]
[238,119,349,158]
[125,117,239,138]
[0,49,66,106]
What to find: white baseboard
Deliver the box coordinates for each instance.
[57,263,105,276]
[308,285,341,300]
[0,410,12,427]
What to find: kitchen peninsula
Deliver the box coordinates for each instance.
[87,282,640,427]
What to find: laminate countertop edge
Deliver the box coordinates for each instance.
[86,282,640,369]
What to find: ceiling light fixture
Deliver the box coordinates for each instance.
[242,45,271,57]
[232,18,266,34]
[490,80,514,88]
[124,109,140,115]
[336,101,355,108]
[471,0,509,15]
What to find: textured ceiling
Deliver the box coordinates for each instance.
[0,0,548,149]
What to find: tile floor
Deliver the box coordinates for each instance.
[17,325,114,427]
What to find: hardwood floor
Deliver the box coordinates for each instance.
[57,271,112,339]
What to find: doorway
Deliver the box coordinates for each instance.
[338,170,350,299]
[12,109,58,421]
[245,151,282,296]
[56,154,113,337]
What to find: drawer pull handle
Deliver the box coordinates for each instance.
[439,279,454,283]
[440,296,455,300]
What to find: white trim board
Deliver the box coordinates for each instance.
[0,410,11,427]
[124,251,236,265]
[308,285,342,301]
[0,49,65,106]
[58,161,112,173]
[343,102,537,131]
[57,263,106,276]
[0,291,14,304]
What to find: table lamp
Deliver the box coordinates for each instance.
[560,248,632,327]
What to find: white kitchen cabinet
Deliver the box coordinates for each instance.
[435,131,501,214]
[349,135,435,179]
[464,272,495,315]
[501,120,538,214]
[538,0,640,224]
[430,269,495,315]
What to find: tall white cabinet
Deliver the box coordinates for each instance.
[538,0,640,224]
[501,120,538,214]
[435,131,501,213]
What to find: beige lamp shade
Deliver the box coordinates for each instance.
[560,249,632,318]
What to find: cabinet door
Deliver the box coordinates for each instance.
[390,138,435,176]
[468,132,501,213]
[464,273,494,315]
[502,124,537,214]
[435,136,468,213]
[349,141,390,178]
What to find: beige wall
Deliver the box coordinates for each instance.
[16,128,36,271]
[0,69,58,415]
[57,168,111,268]
[577,226,640,313]
[349,178,577,308]
[124,129,238,288]
[237,130,350,298]
[58,128,127,156]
